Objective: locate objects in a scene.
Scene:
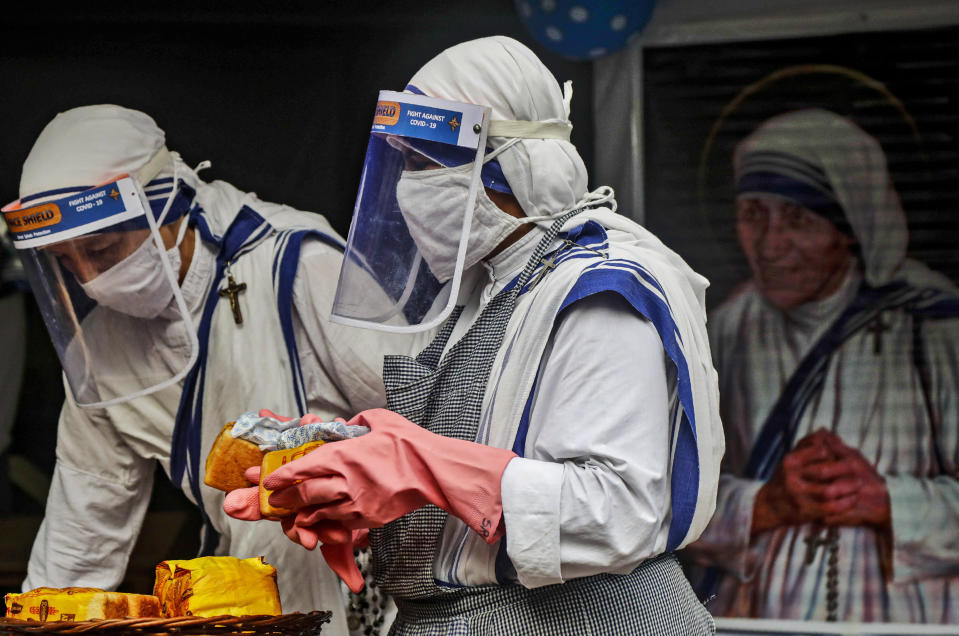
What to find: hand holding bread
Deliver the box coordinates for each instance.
[215,409,373,592]
[213,409,370,521]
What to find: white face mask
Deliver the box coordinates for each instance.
[395,163,523,283]
[80,223,185,319]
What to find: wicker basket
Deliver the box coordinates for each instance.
[0,611,331,635]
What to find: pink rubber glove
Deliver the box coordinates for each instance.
[222,467,367,592]
[287,509,371,549]
[281,512,369,593]
[264,408,517,543]
[222,465,262,520]
[258,408,293,422]
[221,410,326,520]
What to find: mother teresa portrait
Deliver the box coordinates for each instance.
[685,108,959,624]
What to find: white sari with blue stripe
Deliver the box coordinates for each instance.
[432,207,724,589]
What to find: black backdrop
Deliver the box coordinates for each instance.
[0,2,595,239]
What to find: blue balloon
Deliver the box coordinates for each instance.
[515,0,657,60]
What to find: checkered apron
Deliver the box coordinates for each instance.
[373,212,715,635]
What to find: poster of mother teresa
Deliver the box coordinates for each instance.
[631,25,959,627]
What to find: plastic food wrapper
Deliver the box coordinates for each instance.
[4,588,160,621]
[153,556,281,617]
[230,411,370,451]
[205,413,369,495]
[230,412,300,450]
[275,420,370,449]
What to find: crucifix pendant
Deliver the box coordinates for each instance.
[218,272,247,325]
[528,254,558,291]
[803,529,830,565]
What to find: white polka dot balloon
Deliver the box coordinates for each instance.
[515,0,657,60]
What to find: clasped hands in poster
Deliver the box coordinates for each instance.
[752,429,891,535]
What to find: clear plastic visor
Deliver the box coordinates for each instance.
[332,90,490,333]
[3,176,198,408]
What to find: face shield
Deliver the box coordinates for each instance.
[2,150,199,408]
[331,90,491,333]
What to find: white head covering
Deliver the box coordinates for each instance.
[734,108,909,287]
[406,36,588,218]
[19,104,183,205]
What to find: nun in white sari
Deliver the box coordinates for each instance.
[684,109,959,624]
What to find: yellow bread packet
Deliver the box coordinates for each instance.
[4,587,160,622]
[259,441,325,519]
[153,556,281,617]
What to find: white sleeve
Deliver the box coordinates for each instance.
[24,461,154,591]
[24,386,154,591]
[501,292,673,588]
[291,239,431,416]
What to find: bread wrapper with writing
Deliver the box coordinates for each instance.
[4,588,160,622]
[259,441,325,519]
[154,556,281,617]
[5,557,285,623]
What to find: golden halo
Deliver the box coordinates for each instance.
[696,63,922,217]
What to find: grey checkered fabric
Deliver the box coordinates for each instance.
[373,211,578,600]
[390,554,713,635]
[372,209,713,633]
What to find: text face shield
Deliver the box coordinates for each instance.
[332,91,490,333]
[2,177,198,408]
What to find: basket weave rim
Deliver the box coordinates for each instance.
[0,610,331,634]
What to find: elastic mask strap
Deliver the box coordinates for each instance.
[405,140,519,177]
[172,210,191,249]
[402,162,471,179]
[154,156,181,227]
[579,185,617,213]
[517,185,618,229]
[483,138,521,163]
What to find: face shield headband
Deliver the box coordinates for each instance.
[2,148,191,248]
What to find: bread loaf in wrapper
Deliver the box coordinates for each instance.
[259,441,325,519]
[154,556,281,617]
[4,587,160,622]
[204,423,265,492]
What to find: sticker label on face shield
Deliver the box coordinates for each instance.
[2,177,147,249]
[374,101,401,127]
[4,203,62,235]
[371,90,486,149]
